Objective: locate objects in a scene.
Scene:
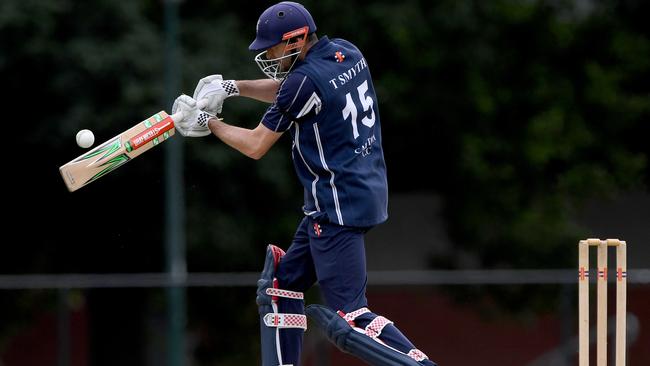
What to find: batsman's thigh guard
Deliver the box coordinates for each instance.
[258,245,307,366]
[306,304,436,366]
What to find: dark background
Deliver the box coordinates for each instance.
[1,0,648,365]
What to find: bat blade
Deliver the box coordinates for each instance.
[59,111,175,192]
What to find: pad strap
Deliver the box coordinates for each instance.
[338,307,394,338]
[365,316,394,338]
[408,349,428,362]
[338,307,370,323]
[263,313,308,330]
[266,287,304,300]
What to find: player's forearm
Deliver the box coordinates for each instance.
[207,118,266,160]
[236,79,280,103]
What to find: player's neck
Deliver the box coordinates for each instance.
[299,35,319,60]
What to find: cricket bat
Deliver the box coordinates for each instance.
[59,99,207,192]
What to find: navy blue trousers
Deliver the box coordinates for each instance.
[272,217,434,366]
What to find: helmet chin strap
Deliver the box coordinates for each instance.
[284,49,301,72]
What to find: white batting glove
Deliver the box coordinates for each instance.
[193,74,240,115]
[171,94,214,138]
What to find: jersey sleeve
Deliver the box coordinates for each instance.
[262,72,322,132]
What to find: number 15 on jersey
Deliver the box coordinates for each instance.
[342,79,376,139]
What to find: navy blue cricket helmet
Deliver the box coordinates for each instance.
[249,2,317,52]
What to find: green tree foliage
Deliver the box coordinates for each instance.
[329,0,649,269]
[2,0,299,363]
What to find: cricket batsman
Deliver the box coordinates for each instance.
[172,2,437,365]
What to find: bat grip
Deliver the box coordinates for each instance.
[170,98,209,123]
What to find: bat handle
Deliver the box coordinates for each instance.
[170,98,209,123]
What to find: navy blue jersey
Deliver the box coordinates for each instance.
[262,36,387,227]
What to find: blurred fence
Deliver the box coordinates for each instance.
[1,269,650,289]
[1,270,649,366]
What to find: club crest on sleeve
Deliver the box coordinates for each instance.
[313,223,322,236]
[334,51,345,63]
